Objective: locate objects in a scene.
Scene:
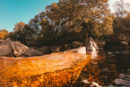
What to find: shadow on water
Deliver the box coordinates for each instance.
[0,51,129,86]
[74,52,130,86]
[113,53,130,72]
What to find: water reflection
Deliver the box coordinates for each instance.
[107,53,130,72]
[0,53,90,87]
[0,52,129,87]
[76,52,130,86]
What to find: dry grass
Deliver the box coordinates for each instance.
[0,52,91,87]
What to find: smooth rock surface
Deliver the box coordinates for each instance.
[114,69,130,86]
[0,38,13,56]
[65,46,86,54]
[0,38,42,57]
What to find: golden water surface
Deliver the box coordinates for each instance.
[0,52,91,87]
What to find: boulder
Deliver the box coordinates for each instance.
[65,46,86,54]
[85,38,99,58]
[64,44,71,50]
[0,38,43,57]
[72,41,83,48]
[10,41,30,57]
[27,48,43,56]
[115,79,130,86]
[0,40,3,44]
[117,32,130,42]
[86,37,98,51]
[120,41,128,46]
[60,44,71,51]
[0,38,13,56]
[114,71,130,86]
[38,46,50,54]
[104,31,130,51]
[50,46,61,52]
[0,45,13,56]
[11,41,42,57]
[1,38,12,45]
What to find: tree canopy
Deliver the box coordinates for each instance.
[8,0,114,45]
[0,29,8,40]
[41,0,113,42]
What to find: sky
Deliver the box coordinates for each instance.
[0,0,58,32]
[0,0,129,32]
[108,0,130,12]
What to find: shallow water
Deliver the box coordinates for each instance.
[0,52,129,87]
[0,52,90,87]
[111,53,130,72]
[75,52,130,86]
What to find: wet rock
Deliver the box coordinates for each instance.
[50,46,61,52]
[81,79,89,84]
[86,37,98,51]
[102,68,109,72]
[104,33,129,51]
[61,44,71,51]
[38,46,50,54]
[72,41,83,48]
[85,37,99,58]
[119,74,127,79]
[118,33,130,42]
[107,52,113,55]
[120,41,128,46]
[81,79,102,87]
[115,71,130,86]
[65,46,86,54]
[27,48,43,56]
[0,40,3,44]
[127,69,130,74]
[90,82,101,87]
[114,79,130,86]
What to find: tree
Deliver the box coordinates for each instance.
[42,0,113,43]
[8,22,28,44]
[14,21,26,32]
[121,13,130,28]
[113,0,130,34]
[114,0,130,18]
[10,0,113,46]
[0,29,8,40]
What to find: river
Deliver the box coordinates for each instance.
[0,51,129,87]
[75,52,130,86]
